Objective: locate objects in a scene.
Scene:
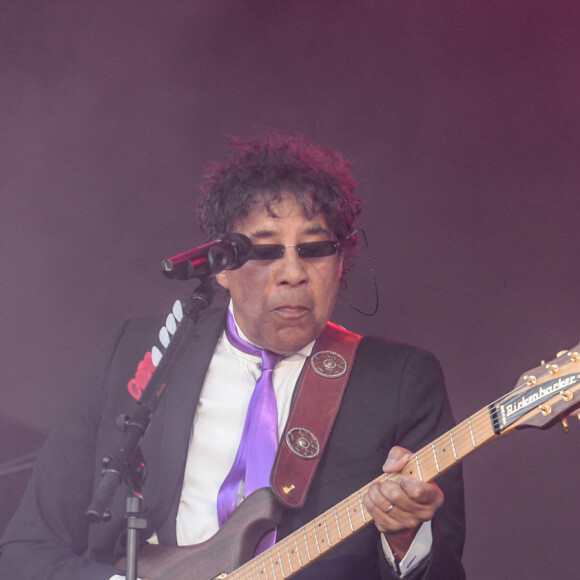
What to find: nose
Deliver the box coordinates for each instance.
[277,246,308,287]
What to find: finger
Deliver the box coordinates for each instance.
[364,485,402,533]
[397,478,444,508]
[365,481,393,513]
[374,479,442,525]
[375,481,422,518]
[366,482,415,524]
[383,446,412,474]
[366,497,419,534]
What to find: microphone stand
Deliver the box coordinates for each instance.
[85,277,215,580]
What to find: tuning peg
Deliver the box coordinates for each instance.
[562,417,570,433]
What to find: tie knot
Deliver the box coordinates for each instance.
[261,349,286,372]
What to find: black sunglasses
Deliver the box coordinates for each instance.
[248,240,341,261]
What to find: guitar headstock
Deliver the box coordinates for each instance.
[489,343,580,435]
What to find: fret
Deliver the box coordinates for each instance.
[302,527,311,561]
[256,553,266,579]
[334,506,343,539]
[357,491,369,523]
[285,540,294,574]
[234,561,245,580]
[295,533,303,566]
[267,547,276,578]
[245,553,254,579]
[321,512,332,546]
[345,497,355,532]
[312,521,321,554]
[415,454,423,481]
[249,556,258,580]
[274,543,285,579]
[431,443,440,473]
[468,417,476,447]
[433,434,456,473]
[449,430,458,460]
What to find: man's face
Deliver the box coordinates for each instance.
[216,193,343,354]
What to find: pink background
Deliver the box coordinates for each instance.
[1,2,578,578]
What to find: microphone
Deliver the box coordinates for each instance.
[161,233,252,280]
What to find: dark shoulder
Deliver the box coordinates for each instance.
[348,335,444,389]
[357,335,440,366]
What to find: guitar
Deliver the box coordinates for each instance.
[122,343,580,580]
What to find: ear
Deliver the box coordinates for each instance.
[337,253,345,278]
[215,270,230,290]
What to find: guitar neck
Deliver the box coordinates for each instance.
[228,406,496,579]
[399,406,497,483]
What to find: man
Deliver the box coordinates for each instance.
[0,135,465,579]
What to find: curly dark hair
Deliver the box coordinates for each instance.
[198,134,362,273]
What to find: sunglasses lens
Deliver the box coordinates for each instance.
[249,241,338,260]
[249,244,285,260]
[297,241,337,258]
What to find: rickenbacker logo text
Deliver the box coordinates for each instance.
[500,374,579,420]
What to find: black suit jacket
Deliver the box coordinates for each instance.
[0,307,465,579]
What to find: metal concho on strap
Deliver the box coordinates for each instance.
[270,322,361,509]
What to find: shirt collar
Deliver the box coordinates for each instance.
[227,300,315,360]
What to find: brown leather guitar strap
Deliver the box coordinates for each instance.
[270,321,362,509]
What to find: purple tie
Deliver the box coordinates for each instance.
[217,310,285,531]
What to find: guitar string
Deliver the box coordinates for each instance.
[232,421,478,580]
[230,414,518,578]
[230,363,580,579]
[233,420,517,580]
[233,411,508,579]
